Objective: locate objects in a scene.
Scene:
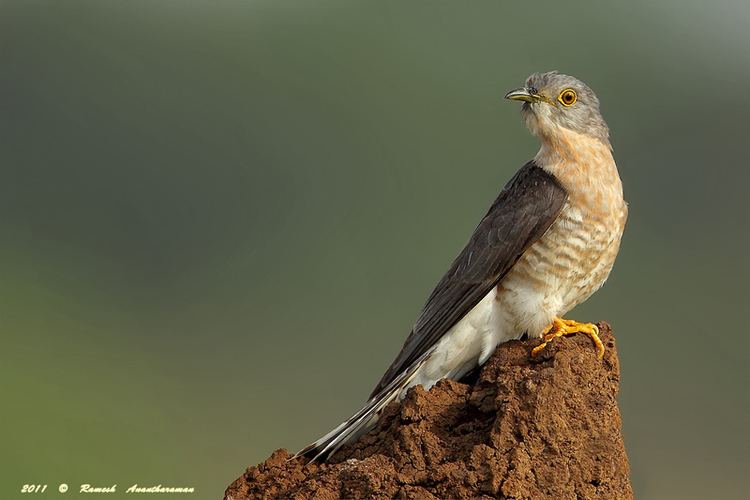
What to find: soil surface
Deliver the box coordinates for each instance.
[225,322,631,499]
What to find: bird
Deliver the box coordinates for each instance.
[297,71,627,462]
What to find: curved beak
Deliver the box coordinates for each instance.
[504,87,540,103]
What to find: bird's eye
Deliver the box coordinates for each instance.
[558,89,577,106]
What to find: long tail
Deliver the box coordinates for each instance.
[294,355,428,462]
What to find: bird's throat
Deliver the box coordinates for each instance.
[534,128,621,203]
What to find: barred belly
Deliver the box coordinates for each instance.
[496,195,627,340]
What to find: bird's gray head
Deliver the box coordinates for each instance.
[505,71,609,145]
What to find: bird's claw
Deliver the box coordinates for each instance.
[531,317,604,359]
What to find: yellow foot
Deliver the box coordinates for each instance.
[530,317,604,359]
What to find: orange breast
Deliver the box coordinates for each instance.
[496,128,627,334]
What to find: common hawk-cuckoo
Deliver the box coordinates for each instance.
[298,71,627,461]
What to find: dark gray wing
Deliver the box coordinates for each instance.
[370,161,567,398]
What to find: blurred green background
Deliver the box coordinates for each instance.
[2,0,749,498]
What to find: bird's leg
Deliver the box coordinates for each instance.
[531,317,604,359]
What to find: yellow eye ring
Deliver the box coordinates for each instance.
[558,89,577,106]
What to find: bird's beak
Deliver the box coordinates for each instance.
[504,87,541,103]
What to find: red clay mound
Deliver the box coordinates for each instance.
[225,322,632,499]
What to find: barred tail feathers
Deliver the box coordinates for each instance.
[295,355,427,462]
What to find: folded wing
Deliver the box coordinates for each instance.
[370,161,567,398]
